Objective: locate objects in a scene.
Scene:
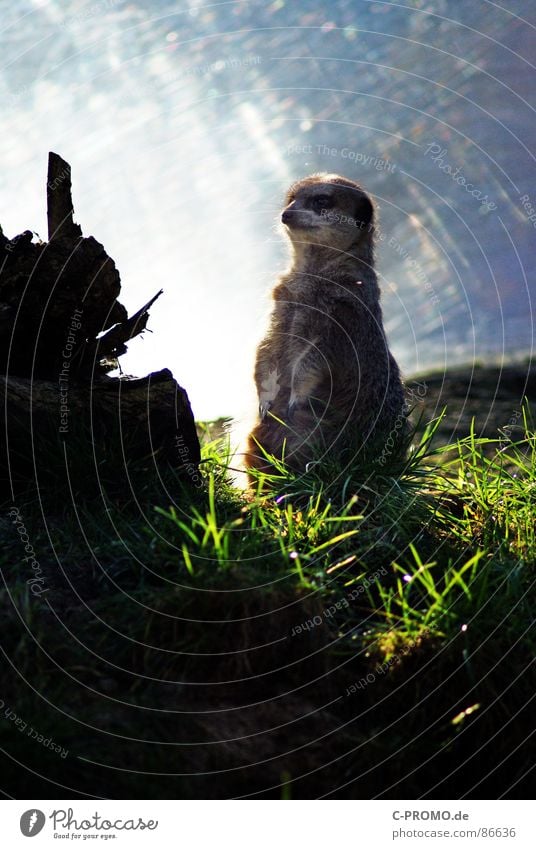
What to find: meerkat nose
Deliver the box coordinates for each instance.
[281,209,294,224]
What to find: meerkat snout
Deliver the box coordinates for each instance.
[246,172,406,484]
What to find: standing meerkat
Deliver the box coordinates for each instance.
[246,173,406,481]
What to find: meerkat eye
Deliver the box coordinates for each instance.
[354,196,373,228]
[311,195,334,212]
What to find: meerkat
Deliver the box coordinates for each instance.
[245,173,406,482]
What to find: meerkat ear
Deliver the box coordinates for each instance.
[354,195,374,230]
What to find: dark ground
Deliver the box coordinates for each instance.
[407,360,535,445]
[0,359,533,800]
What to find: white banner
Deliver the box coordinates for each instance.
[0,800,533,848]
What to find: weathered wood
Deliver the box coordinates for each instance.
[1,369,201,494]
[0,232,126,378]
[47,152,83,242]
[0,153,201,494]
[89,288,164,365]
[0,154,161,380]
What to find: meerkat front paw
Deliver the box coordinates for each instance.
[259,367,281,419]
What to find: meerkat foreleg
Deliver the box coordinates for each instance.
[288,339,325,412]
[253,336,283,418]
[257,363,282,418]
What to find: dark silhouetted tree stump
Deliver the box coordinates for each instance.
[0,153,200,497]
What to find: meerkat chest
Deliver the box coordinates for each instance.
[277,274,332,325]
[275,297,323,356]
[279,275,357,351]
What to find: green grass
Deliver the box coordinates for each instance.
[0,406,534,799]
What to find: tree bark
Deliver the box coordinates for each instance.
[0,153,200,494]
[47,152,83,242]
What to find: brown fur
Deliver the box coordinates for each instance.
[246,173,405,481]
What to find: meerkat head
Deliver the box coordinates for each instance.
[281,173,375,252]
